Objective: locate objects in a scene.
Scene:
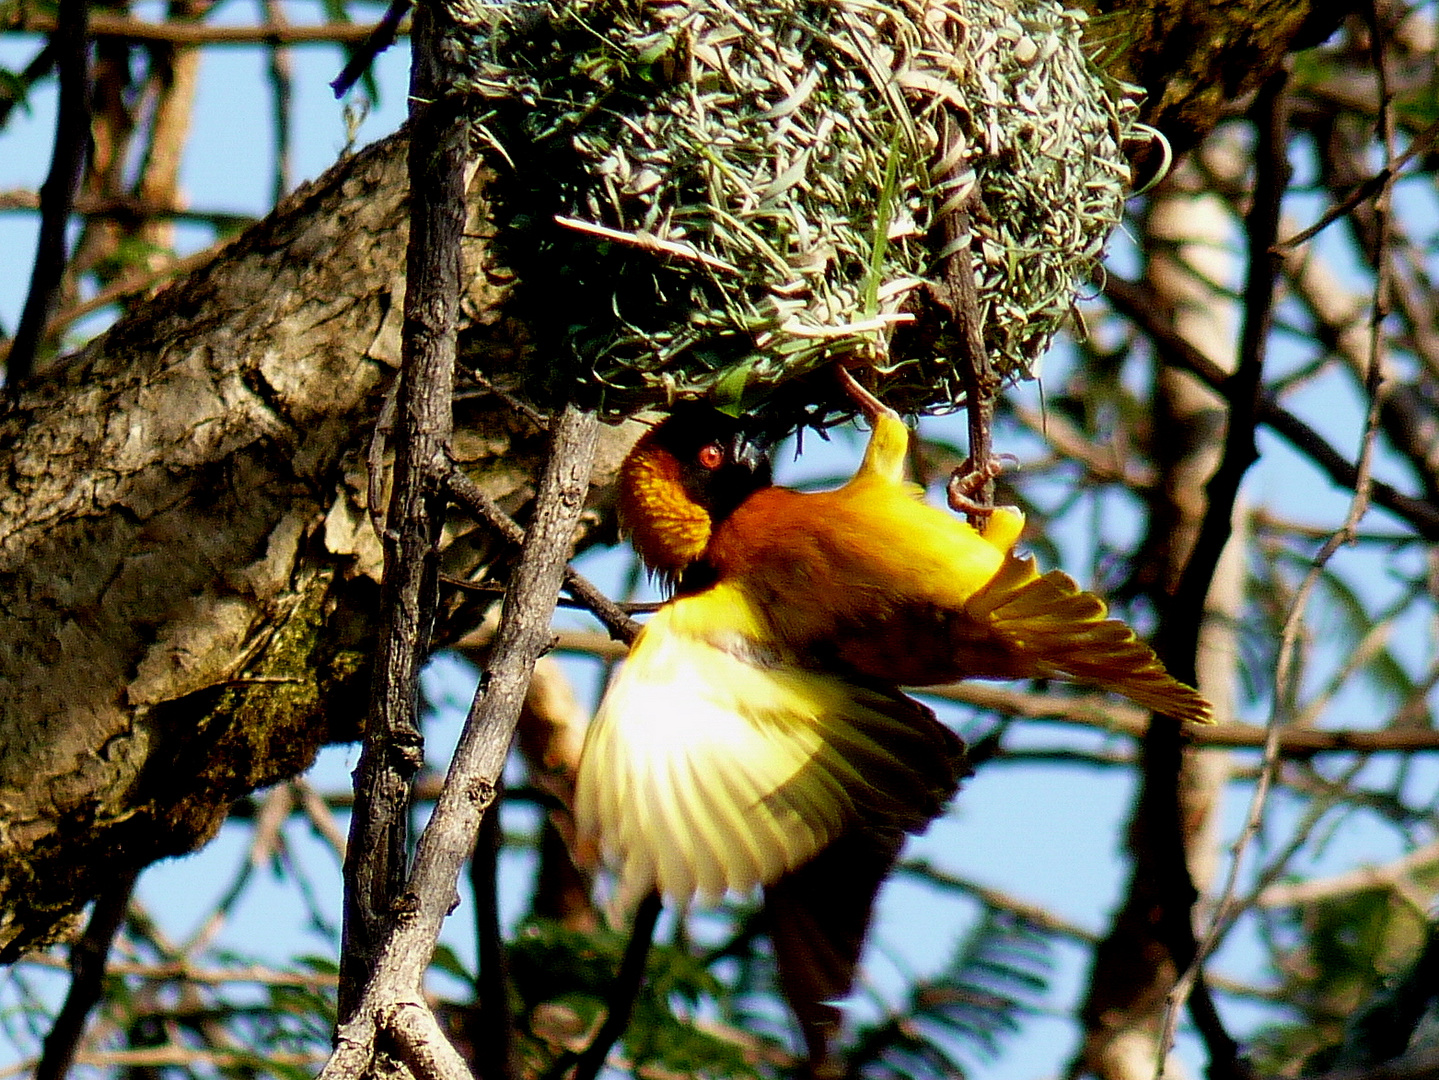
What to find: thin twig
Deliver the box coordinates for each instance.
[0,189,256,227]
[543,628,1439,752]
[7,11,406,46]
[258,0,294,204]
[6,0,89,394]
[1105,276,1439,539]
[35,868,139,1080]
[184,785,293,957]
[445,462,641,643]
[292,779,350,862]
[0,42,56,131]
[928,111,999,522]
[898,861,1098,944]
[331,0,414,98]
[17,954,340,986]
[3,1048,329,1076]
[458,365,551,431]
[553,215,744,275]
[1274,113,1439,252]
[568,892,663,1080]
[1256,836,1439,908]
[0,237,237,370]
[1167,15,1397,1063]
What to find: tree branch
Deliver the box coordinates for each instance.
[331,0,413,98]
[6,0,89,393]
[1104,277,1439,539]
[0,40,57,131]
[928,111,999,521]
[568,892,663,1080]
[4,12,408,47]
[320,402,600,1080]
[471,796,513,1080]
[445,463,641,644]
[1153,68,1293,1080]
[35,868,138,1080]
[339,0,467,1019]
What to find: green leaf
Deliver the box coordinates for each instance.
[848,905,1055,1077]
[431,942,475,983]
[713,357,758,416]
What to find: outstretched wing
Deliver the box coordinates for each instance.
[574,592,966,907]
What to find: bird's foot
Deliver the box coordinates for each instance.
[834,361,899,422]
[946,454,1017,516]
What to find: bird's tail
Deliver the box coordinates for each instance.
[967,552,1213,723]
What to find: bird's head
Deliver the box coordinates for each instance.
[618,406,773,586]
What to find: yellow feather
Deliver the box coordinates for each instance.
[853,411,911,484]
[573,587,965,906]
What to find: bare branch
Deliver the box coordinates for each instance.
[5,12,409,47]
[340,0,468,1017]
[6,0,89,393]
[927,111,999,522]
[568,892,663,1080]
[34,868,138,1080]
[1104,276,1439,539]
[1257,837,1439,908]
[1275,113,1439,252]
[17,954,341,988]
[331,0,413,98]
[446,463,641,643]
[320,403,600,1080]
[471,799,513,1080]
[1177,14,1401,1041]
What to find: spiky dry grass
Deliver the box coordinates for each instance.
[461,0,1145,416]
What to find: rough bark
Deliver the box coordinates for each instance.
[0,130,637,961]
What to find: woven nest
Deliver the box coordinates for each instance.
[462,0,1144,417]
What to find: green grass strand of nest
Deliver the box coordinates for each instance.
[458,0,1146,418]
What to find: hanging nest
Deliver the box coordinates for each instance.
[459,0,1146,417]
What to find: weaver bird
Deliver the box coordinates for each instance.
[576,408,966,908]
[573,398,1210,1072]
[576,402,1209,904]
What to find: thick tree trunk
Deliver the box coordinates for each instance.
[0,130,636,960]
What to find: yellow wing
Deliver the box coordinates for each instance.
[573,587,966,908]
[749,414,1212,721]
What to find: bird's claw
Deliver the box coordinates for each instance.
[946,454,1017,516]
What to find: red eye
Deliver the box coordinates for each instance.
[697,442,725,470]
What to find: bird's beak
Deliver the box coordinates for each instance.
[732,432,773,484]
